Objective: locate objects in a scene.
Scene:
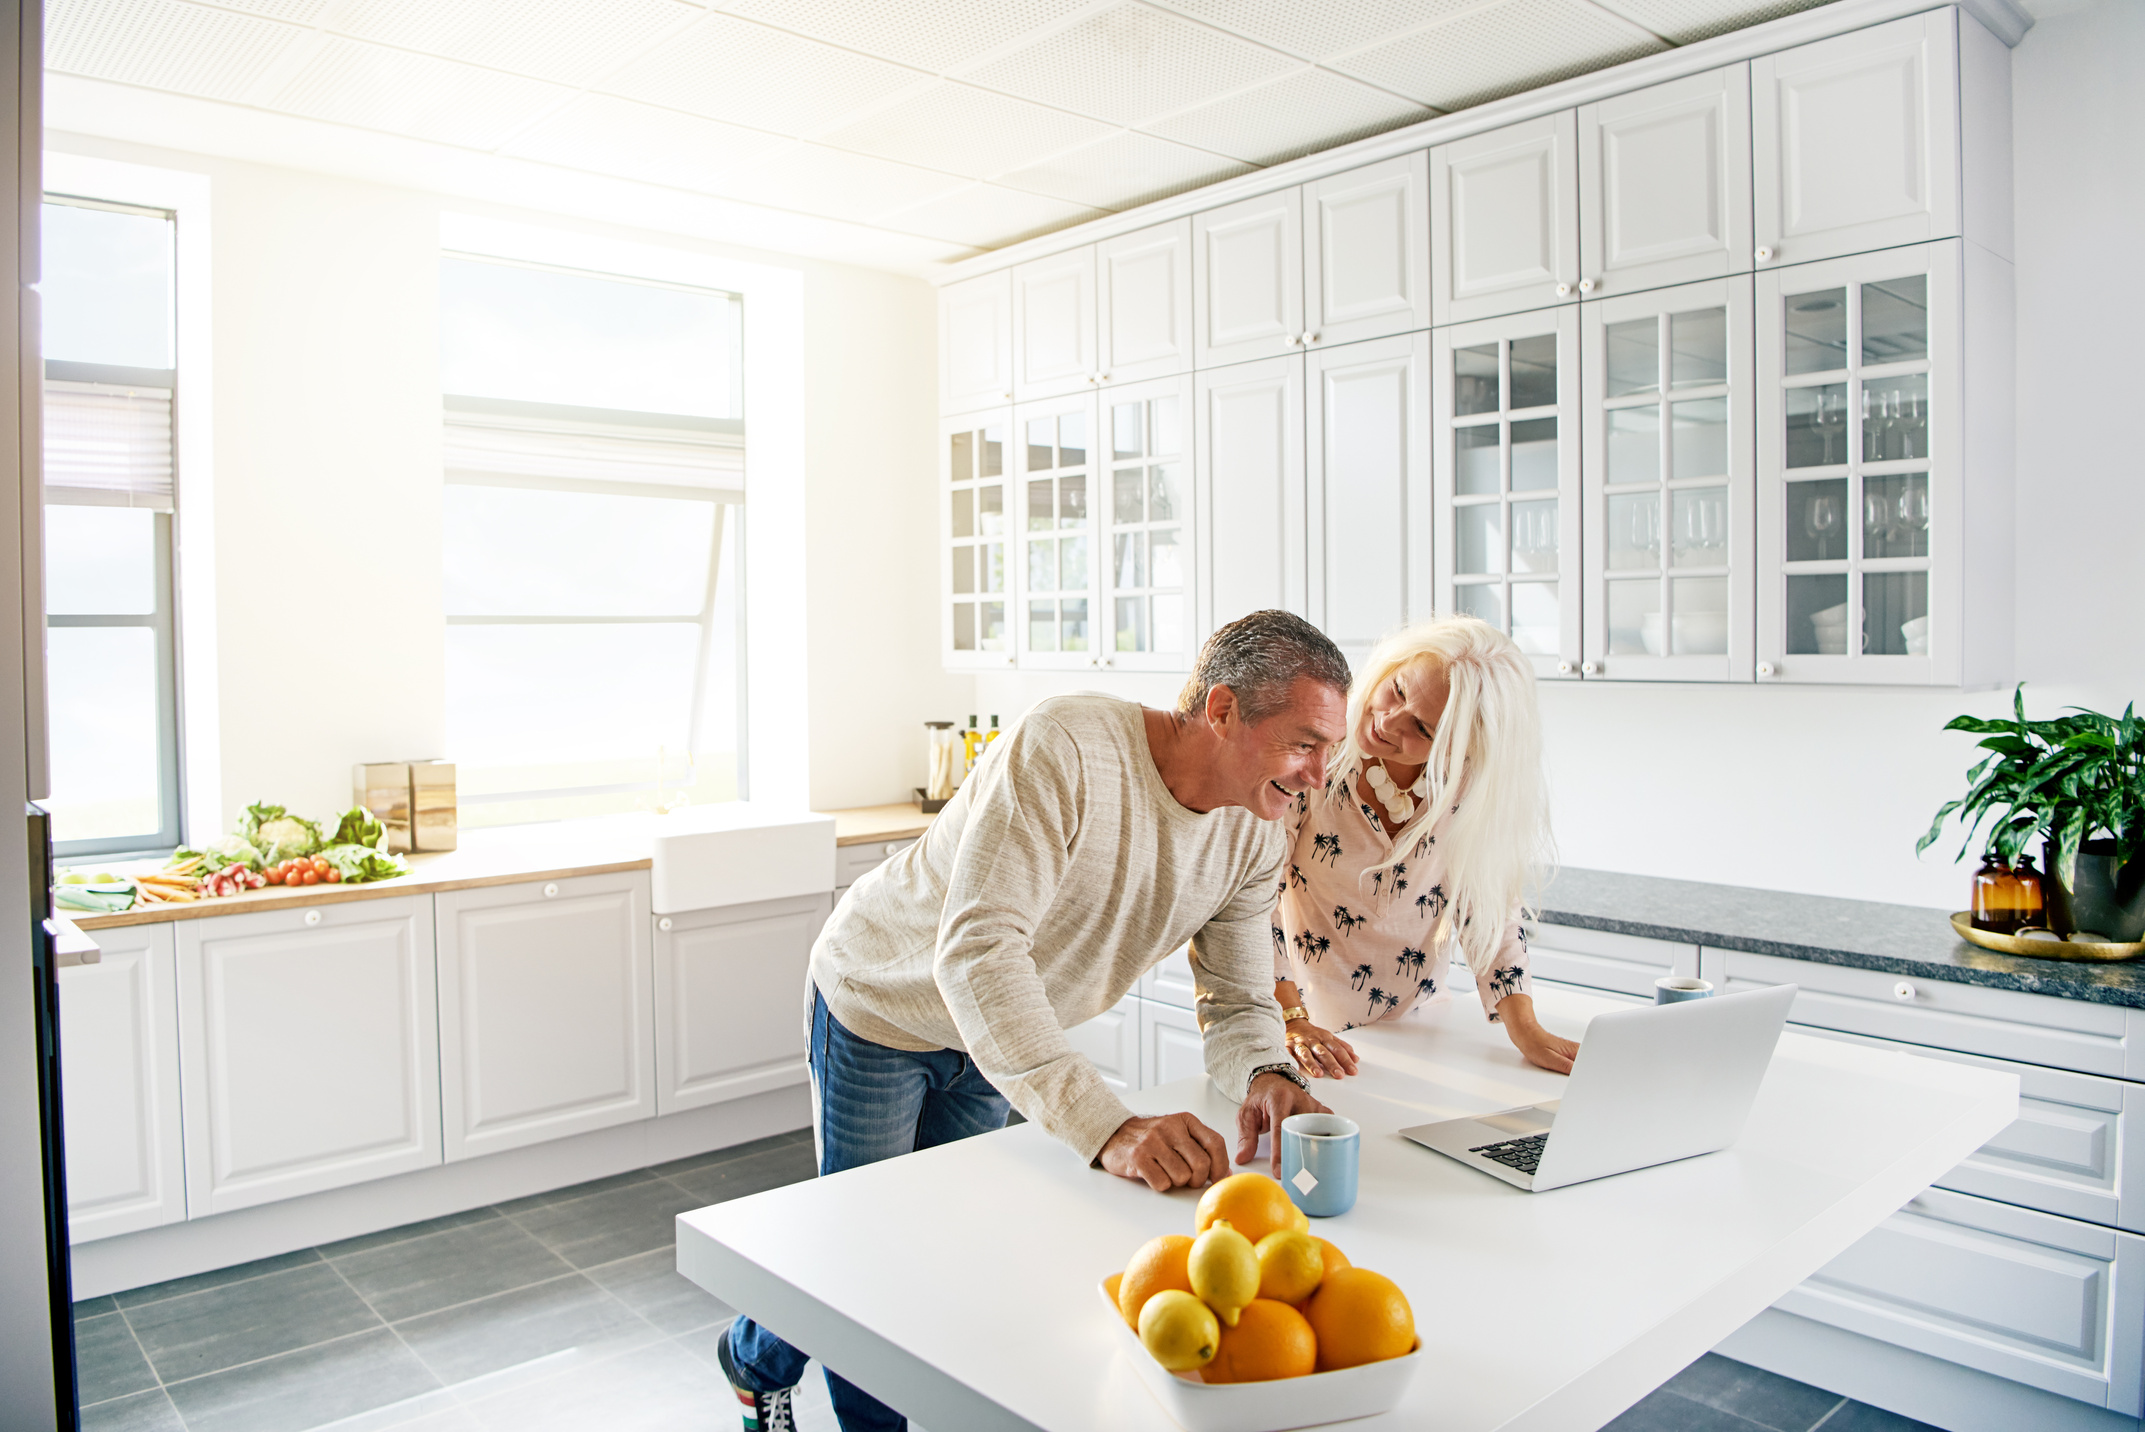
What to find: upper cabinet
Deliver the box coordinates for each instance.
[1099,374,1196,673]
[1098,220,1194,388]
[1432,112,1579,326]
[1579,66,1754,298]
[1197,354,1306,638]
[1753,11,1960,270]
[1304,154,1431,349]
[942,408,1014,669]
[1194,188,1305,369]
[940,271,1013,414]
[1306,332,1430,659]
[1012,248,1098,402]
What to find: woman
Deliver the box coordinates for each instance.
[1272,616,1576,1078]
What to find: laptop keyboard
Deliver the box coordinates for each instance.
[1469,1132,1548,1174]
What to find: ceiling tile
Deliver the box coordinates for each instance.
[271,36,575,149]
[1148,0,1485,62]
[1333,0,1667,111]
[328,0,706,87]
[500,94,790,191]
[814,82,1114,180]
[998,129,1253,211]
[599,13,930,136]
[49,0,304,101]
[718,0,1094,74]
[1587,0,1832,44]
[960,3,1299,128]
[185,0,336,20]
[1144,66,1433,165]
[878,182,1109,249]
[714,142,973,224]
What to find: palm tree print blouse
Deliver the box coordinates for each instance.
[1271,755,1531,1033]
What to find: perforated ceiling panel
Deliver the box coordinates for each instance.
[961,3,1298,128]
[48,0,301,101]
[879,182,1108,249]
[272,36,575,149]
[1149,0,1487,63]
[599,13,929,137]
[500,93,790,191]
[179,0,335,21]
[1335,0,1667,111]
[720,0,1095,75]
[328,0,705,88]
[816,82,1113,180]
[717,141,973,223]
[998,129,1254,211]
[1591,0,1831,44]
[1147,64,1432,165]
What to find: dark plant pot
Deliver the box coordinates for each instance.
[2043,838,2145,942]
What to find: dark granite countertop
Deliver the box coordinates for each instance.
[1534,866,2145,1009]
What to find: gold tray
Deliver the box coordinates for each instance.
[1951,912,2145,963]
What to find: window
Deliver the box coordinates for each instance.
[41,197,182,857]
[439,255,745,825]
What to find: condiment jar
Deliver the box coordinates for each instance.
[2012,854,2047,929]
[925,721,958,803]
[1970,855,2026,934]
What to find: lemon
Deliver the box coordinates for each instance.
[1189,1219,1260,1327]
[1139,1289,1220,1371]
[1254,1229,1325,1305]
[1289,1204,1310,1234]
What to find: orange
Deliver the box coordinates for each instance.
[1202,1298,1318,1383]
[1194,1173,1299,1247]
[1118,1234,1195,1329]
[1314,1238,1350,1275]
[1105,1273,1123,1306]
[1304,1268,1415,1371]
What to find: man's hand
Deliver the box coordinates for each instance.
[1236,1072,1329,1177]
[1099,1112,1232,1191]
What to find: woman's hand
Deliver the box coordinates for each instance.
[1285,1019,1359,1078]
[1497,995,1578,1074]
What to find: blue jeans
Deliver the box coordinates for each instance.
[726,986,1011,1432]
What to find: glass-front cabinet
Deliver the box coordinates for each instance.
[1015,394,1098,669]
[1099,376,1194,672]
[1433,308,1581,679]
[1582,276,1754,681]
[1757,241,1957,684]
[941,409,1012,669]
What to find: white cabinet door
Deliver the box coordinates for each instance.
[1756,241,1958,686]
[1581,274,1755,682]
[1139,998,1206,1092]
[1752,11,1960,270]
[1303,153,1429,348]
[1432,112,1579,325]
[1013,391,1103,669]
[1013,247,1098,402]
[1066,995,1142,1095]
[1432,307,1582,680]
[1099,220,1193,387]
[178,896,440,1215]
[1776,1186,2145,1415]
[654,893,824,1116]
[1196,354,1306,641]
[941,269,1014,415]
[60,923,185,1241]
[1306,331,1430,660]
[436,872,654,1162]
[1138,944,1197,1010]
[1578,65,1753,297]
[942,409,1015,671]
[1194,188,1304,368]
[1096,373,1195,673]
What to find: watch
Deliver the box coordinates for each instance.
[1250,1061,1310,1092]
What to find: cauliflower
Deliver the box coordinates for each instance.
[237,802,324,865]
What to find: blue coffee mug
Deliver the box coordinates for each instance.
[1655,976,1713,1004]
[1280,1113,1360,1218]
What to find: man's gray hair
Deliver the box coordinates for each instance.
[1177,610,1351,725]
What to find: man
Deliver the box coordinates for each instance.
[718,610,1353,1432]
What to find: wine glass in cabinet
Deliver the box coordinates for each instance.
[942,409,1013,669]
[1581,276,1754,681]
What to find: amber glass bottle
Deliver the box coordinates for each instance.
[1971,855,2027,933]
[2012,855,2048,930]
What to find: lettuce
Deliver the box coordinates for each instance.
[318,843,408,884]
[325,806,388,851]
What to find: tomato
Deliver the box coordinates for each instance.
[323,868,342,884]
[301,868,321,886]
[311,857,330,875]
[265,869,284,885]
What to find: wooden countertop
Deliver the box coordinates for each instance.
[67,802,937,932]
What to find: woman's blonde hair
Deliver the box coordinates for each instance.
[1337,616,1555,977]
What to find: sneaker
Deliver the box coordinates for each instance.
[715,1322,796,1432]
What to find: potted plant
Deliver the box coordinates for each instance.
[1918,686,2145,940]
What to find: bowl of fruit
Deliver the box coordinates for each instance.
[1103,1172,1419,1432]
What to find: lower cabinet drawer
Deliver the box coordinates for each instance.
[1064,995,1140,1094]
[1525,923,1697,1000]
[1776,1186,2145,1414]
[835,838,916,889]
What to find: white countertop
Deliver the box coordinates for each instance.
[675,985,2017,1432]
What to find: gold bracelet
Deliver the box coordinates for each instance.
[1280,1005,1310,1025]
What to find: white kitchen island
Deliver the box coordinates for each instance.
[675,986,2017,1432]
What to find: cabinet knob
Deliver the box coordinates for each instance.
[1554,282,1572,298]
[1005,655,1016,666]
[1580,660,1601,676]
[1556,660,1575,675]
[1757,661,1777,678]
[883,842,902,856]
[304,909,321,927]
[1000,391,1012,401]
[1098,371,1110,382]
[1755,247,1774,263]
[1578,278,1598,294]
[1892,980,1916,1002]
[658,916,674,932]
[543,882,559,898]
[1302,332,1319,346]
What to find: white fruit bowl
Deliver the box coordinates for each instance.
[1098,1280,1422,1432]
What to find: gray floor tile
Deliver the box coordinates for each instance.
[316,1208,504,1263]
[585,1247,737,1335]
[75,1310,158,1405]
[391,1274,648,1388]
[1818,1403,1942,1432]
[502,1179,703,1270]
[670,1321,731,1375]
[491,1169,658,1217]
[1668,1354,1846,1432]
[329,1216,572,1324]
[647,1128,814,1180]
[161,1327,442,1432]
[1605,1387,1767,1432]
[661,1141,818,1206]
[76,1295,120,1320]
[128,1262,382,1384]
[80,1388,186,1432]
[458,1337,728,1432]
[115,1249,325,1310]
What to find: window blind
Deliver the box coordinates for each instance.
[444,400,744,502]
[44,378,175,510]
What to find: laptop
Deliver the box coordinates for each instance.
[1399,983,1797,1192]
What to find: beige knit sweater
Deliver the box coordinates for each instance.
[808,694,1291,1162]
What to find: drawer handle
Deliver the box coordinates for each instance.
[1893,980,1916,1002]
[543,882,559,898]
[304,910,321,927]
[657,916,673,932]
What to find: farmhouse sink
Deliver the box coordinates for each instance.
[648,801,836,913]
